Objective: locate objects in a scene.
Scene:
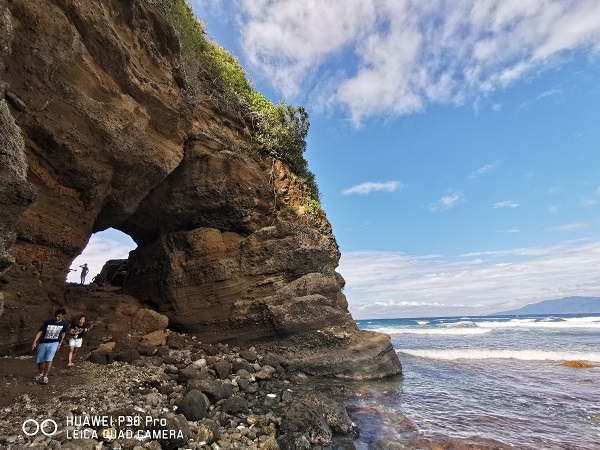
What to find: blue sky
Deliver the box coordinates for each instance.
[71,0,600,319]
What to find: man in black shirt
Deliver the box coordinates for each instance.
[32,309,69,385]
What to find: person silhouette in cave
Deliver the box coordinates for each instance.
[79,263,89,284]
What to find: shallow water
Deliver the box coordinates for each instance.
[347,314,600,449]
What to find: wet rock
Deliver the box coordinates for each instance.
[280,402,332,445]
[562,360,596,368]
[278,433,312,450]
[299,392,352,434]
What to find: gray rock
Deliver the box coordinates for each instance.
[280,402,332,445]
[212,359,231,379]
[167,333,187,350]
[221,395,249,414]
[299,392,352,434]
[277,433,311,450]
[87,350,109,365]
[177,367,200,384]
[232,358,254,373]
[239,349,259,363]
[153,414,191,450]
[137,343,157,356]
[114,348,141,363]
[156,345,170,357]
[176,390,210,421]
[187,378,233,403]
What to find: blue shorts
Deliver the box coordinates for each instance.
[36,342,59,364]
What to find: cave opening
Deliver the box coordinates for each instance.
[66,228,136,285]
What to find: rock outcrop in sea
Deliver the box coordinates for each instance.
[0,0,401,379]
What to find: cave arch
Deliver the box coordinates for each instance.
[66,229,136,285]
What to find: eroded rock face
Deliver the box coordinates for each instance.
[0,0,401,378]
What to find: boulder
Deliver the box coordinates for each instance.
[298,392,352,434]
[131,309,168,334]
[153,414,192,450]
[141,329,166,346]
[195,418,220,445]
[212,359,231,379]
[221,395,249,414]
[187,378,232,403]
[176,390,210,421]
[280,402,332,445]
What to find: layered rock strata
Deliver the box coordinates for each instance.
[0,0,401,378]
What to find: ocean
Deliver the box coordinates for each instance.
[340,314,600,449]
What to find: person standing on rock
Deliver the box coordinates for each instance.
[32,309,69,385]
[79,263,89,284]
[67,315,91,367]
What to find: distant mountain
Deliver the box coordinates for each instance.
[495,296,600,315]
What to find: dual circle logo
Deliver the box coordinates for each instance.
[22,419,58,436]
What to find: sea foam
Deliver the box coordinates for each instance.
[373,327,492,335]
[399,348,600,362]
[476,316,600,329]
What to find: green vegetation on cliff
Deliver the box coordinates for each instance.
[147,0,319,200]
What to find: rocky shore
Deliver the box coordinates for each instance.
[0,326,362,450]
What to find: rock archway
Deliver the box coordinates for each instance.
[0,0,401,378]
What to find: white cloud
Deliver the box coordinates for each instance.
[470,161,500,178]
[233,0,600,122]
[339,240,600,319]
[549,222,588,233]
[494,200,519,208]
[342,181,402,195]
[536,89,563,100]
[427,191,463,211]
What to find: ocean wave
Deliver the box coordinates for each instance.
[444,321,478,328]
[373,327,492,336]
[477,316,600,329]
[416,320,429,325]
[398,348,600,362]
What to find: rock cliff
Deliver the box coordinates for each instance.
[0,0,401,379]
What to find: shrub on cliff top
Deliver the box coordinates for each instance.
[146,0,320,200]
